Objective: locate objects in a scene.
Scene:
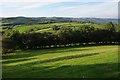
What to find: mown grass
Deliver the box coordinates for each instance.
[35,28,53,33]
[13,24,49,33]
[2,45,119,78]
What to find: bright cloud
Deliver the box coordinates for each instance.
[0,1,119,18]
[56,2,118,18]
[1,0,119,2]
[1,0,75,2]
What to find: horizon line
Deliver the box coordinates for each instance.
[0,16,118,19]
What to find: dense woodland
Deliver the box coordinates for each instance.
[2,19,120,53]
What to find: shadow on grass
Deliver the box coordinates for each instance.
[3,63,119,78]
[2,58,33,64]
[3,52,99,65]
[3,44,114,60]
[34,53,99,64]
[2,46,91,60]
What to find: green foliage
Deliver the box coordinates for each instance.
[2,38,17,53]
[3,30,19,39]
[104,22,115,32]
[2,30,21,53]
[11,22,102,33]
[115,23,120,32]
[2,22,119,53]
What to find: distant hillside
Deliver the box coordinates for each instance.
[2,17,118,27]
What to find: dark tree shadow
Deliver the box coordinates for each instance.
[2,63,119,78]
[30,53,99,64]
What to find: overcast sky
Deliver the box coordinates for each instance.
[0,0,119,18]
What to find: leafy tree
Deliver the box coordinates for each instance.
[104,22,115,32]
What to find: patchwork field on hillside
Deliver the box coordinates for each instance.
[11,22,105,33]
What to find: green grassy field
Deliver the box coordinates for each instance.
[35,28,53,33]
[2,45,118,78]
[11,22,104,33]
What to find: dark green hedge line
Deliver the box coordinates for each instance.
[2,23,120,53]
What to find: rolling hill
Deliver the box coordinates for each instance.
[2,17,118,27]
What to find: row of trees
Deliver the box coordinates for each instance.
[2,22,120,53]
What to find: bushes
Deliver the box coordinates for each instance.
[2,38,17,53]
[2,30,20,53]
[2,23,120,53]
